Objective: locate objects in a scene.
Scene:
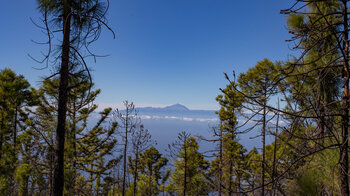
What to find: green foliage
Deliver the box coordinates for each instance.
[19,75,119,195]
[292,170,319,196]
[37,0,112,51]
[213,73,252,194]
[284,146,341,195]
[128,147,168,195]
[169,136,210,195]
[287,14,305,30]
[16,164,32,196]
[238,58,280,101]
[0,68,36,195]
[280,1,347,194]
[213,132,248,194]
[63,78,118,194]
[216,78,243,132]
[246,147,261,175]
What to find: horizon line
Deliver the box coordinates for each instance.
[96,102,219,111]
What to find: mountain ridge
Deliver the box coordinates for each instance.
[136,103,215,112]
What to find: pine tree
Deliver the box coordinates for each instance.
[134,147,168,196]
[215,72,246,195]
[63,77,118,194]
[0,68,36,195]
[246,147,261,193]
[238,59,280,195]
[27,77,119,195]
[128,124,154,196]
[168,132,209,196]
[114,101,139,196]
[281,1,350,194]
[206,125,224,195]
[35,1,114,194]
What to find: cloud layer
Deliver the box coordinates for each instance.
[139,115,219,123]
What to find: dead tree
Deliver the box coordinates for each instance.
[114,101,139,196]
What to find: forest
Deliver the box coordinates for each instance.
[2,0,350,196]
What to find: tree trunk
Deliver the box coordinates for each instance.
[183,144,187,196]
[13,106,17,149]
[149,166,153,196]
[319,105,325,137]
[272,103,279,196]
[133,151,139,196]
[237,174,241,196]
[0,96,6,160]
[72,103,77,195]
[228,132,234,196]
[228,160,233,196]
[122,107,129,196]
[53,1,71,195]
[218,127,223,196]
[12,106,18,194]
[340,1,350,195]
[49,132,54,196]
[261,97,266,196]
[0,114,3,160]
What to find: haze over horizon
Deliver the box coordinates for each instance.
[97,102,218,111]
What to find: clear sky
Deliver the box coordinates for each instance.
[1,0,295,110]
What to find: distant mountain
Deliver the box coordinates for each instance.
[133,104,218,123]
[91,104,273,152]
[136,104,213,113]
[164,104,190,111]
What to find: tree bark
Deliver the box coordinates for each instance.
[340,1,350,196]
[219,127,223,196]
[228,133,234,196]
[183,143,187,196]
[72,102,77,195]
[133,150,139,196]
[149,166,153,196]
[53,1,71,195]
[13,106,17,149]
[122,106,129,196]
[0,96,6,160]
[261,92,267,196]
[272,103,279,196]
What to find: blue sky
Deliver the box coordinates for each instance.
[1,0,294,110]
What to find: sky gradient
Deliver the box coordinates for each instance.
[1,0,294,110]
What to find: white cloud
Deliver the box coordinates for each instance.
[138,115,218,123]
[96,102,219,111]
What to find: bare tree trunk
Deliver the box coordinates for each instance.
[49,132,54,196]
[261,96,266,196]
[319,105,325,137]
[53,1,71,195]
[13,106,17,149]
[0,96,6,160]
[340,1,350,196]
[133,152,139,196]
[149,167,153,196]
[12,106,18,194]
[183,145,187,196]
[72,104,77,195]
[50,150,54,196]
[122,107,129,196]
[272,102,279,196]
[228,161,233,196]
[228,133,234,196]
[218,127,223,196]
